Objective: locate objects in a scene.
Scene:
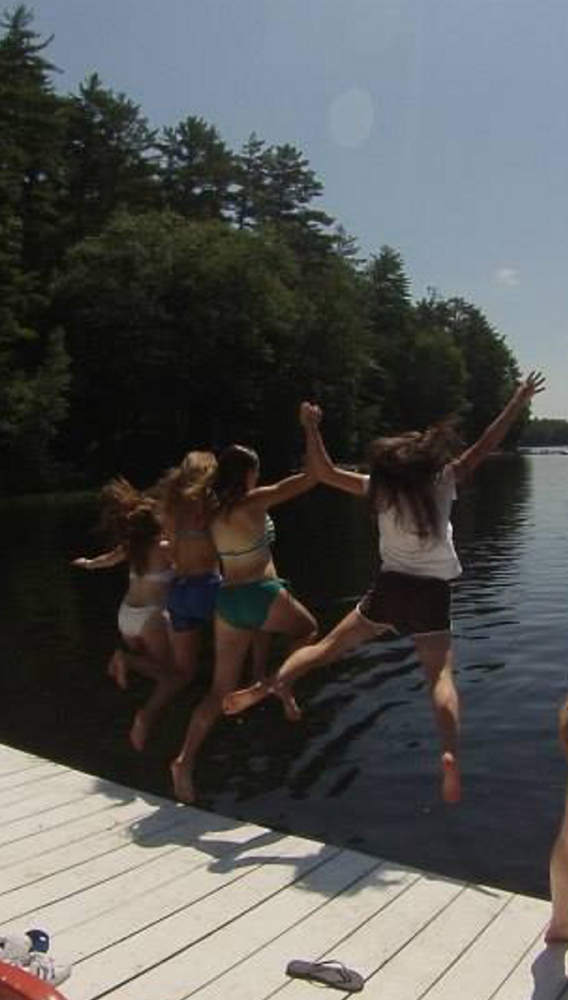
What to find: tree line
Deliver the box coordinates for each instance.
[1,5,533,495]
[520,419,568,447]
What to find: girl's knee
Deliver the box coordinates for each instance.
[307,634,343,666]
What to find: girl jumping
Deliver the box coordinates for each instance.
[224,372,545,804]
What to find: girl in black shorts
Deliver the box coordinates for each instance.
[224,372,545,803]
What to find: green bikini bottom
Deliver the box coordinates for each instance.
[216,578,286,629]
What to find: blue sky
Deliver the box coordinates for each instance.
[25,0,567,416]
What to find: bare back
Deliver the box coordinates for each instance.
[210,498,277,585]
[125,538,173,608]
[163,499,219,576]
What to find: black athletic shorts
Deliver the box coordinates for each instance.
[357,570,452,636]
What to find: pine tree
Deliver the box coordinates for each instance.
[158,116,235,220]
[60,72,159,242]
[0,3,65,273]
[0,6,70,491]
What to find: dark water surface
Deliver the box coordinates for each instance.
[2,454,567,898]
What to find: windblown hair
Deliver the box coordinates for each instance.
[99,477,161,575]
[213,445,260,514]
[159,450,218,526]
[367,419,463,540]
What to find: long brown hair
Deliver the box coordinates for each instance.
[159,450,218,526]
[100,477,161,574]
[212,445,259,514]
[367,420,462,540]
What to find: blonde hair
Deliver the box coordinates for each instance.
[160,450,218,522]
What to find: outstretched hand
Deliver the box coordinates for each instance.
[71,557,89,569]
[299,401,322,428]
[517,371,546,401]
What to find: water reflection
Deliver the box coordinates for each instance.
[1,455,567,897]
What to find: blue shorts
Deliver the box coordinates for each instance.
[167,572,221,631]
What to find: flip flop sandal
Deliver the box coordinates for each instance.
[286,959,364,992]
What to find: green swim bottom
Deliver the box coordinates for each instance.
[217,578,286,629]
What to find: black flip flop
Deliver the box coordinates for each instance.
[286,959,364,992]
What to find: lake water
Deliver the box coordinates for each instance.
[2,453,567,898]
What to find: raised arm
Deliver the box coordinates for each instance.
[452,370,545,483]
[300,402,368,498]
[71,545,126,570]
[248,471,315,509]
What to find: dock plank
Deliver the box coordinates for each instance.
[0,795,172,870]
[0,760,69,792]
[418,893,550,999]
[350,883,511,998]
[269,875,464,1000]
[0,816,281,933]
[171,857,413,1000]
[0,742,560,1000]
[0,749,51,775]
[488,932,567,1000]
[66,836,340,999]
[104,850,388,1000]
[0,769,101,818]
[0,801,187,894]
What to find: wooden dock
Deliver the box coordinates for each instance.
[0,741,564,999]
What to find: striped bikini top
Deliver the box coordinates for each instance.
[217,514,276,560]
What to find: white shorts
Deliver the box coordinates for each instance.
[118,602,165,639]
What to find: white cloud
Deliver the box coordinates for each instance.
[493,266,520,288]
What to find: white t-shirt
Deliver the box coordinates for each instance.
[364,464,462,581]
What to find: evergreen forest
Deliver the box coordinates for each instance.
[2,5,547,496]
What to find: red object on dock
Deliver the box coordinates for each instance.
[0,962,69,1000]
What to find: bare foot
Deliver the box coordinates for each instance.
[129,711,149,752]
[442,752,461,804]
[545,921,568,944]
[108,650,129,690]
[222,681,270,715]
[170,760,196,805]
[273,681,303,723]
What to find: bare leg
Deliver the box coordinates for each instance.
[128,623,185,752]
[223,589,319,720]
[223,609,380,720]
[414,631,461,804]
[108,649,129,690]
[547,816,568,942]
[128,627,202,751]
[121,648,164,681]
[249,631,272,683]
[546,700,568,942]
[107,634,147,690]
[262,590,318,718]
[170,619,252,804]
[129,670,187,751]
[169,627,202,685]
